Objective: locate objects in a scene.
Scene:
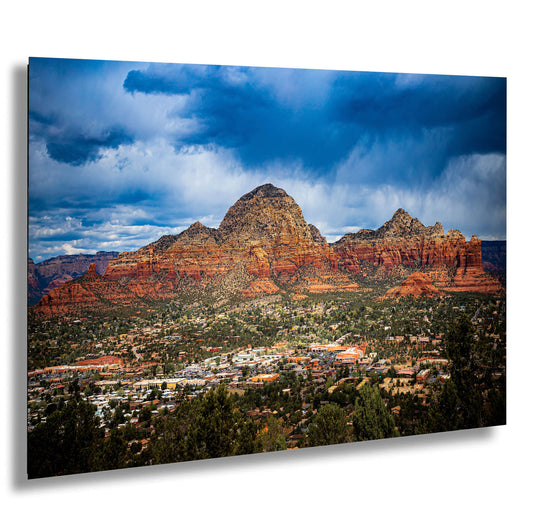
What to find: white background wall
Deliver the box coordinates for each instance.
[2,2,531,514]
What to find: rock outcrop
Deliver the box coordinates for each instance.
[34,263,143,317]
[28,257,41,304]
[481,240,506,285]
[28,251,119,305]
[104,184,337,292]
[333,209,502,294]
[384,272,440,298]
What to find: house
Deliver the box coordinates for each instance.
[336,347,363,364]
[416,369,431,384]
[248,373,279,384]
[396,368,415,377]
[288,356,310,364]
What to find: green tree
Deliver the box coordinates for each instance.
[138,405,153,423]
[445,315,484,428]
[307,403,349,447]
[235,418,260,456]
[194,385,238,458]
[352,384,398,441]
[324,377,334,390]
[28,399,103,478]
[426,379,461,433]
[151,416,185,465]
[95,428,129,471]
[257,416,287,452]
[68,378,81,397]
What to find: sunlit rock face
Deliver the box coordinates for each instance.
[103,183,337,293]
[27,252,119,305]
[34,263,144,317]
[333,209,502,294]
[383,272,440,298]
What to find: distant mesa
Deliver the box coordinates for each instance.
[30,184,503,317]
[480,240,506,286]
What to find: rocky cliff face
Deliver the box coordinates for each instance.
[104,184,338,293]
[28,257,40,303]
[333,209,501,293]
[34,263,144,317]
[481,240,506,285]
[28,251,119,305]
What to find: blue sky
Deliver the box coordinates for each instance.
[28,57,506,262]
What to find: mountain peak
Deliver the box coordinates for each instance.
[335,208,445,243]
[217,183,312,244]
[86,263,98,276]
[76,262,101,283]
[176,220,218,246]
[446,228,465,240]
[392,208,411,219]
[377,208,425,237]
[238,184,288,202]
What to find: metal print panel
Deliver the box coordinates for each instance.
[27,57,506,479]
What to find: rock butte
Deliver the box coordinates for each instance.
[332,208,501,294]
[384,272,440,298]
[33,184,502,316]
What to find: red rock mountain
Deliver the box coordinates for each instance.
[103,184,348,293]
[35,263,144,317]
[28,251,119,305]
[384,272,440,298]
[332,208,501,294]
[32,184,502,316]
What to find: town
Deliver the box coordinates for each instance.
[27,289,506,477]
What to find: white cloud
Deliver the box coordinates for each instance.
[61,243,96,255]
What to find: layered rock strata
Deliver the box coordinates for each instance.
[104,184,337,291]
[32,184,503,316]
[35,263,143,317]
[28,251,119,305]
[384,272,440,298]
[333,209,501,294]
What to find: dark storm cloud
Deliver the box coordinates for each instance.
[123,65,506,175]
[29,187,152,216]
[28,109,58,127]
[29,105,134,166]
[45,126,134,165]
[123,64,218,95]
[124,64,358,170]
[29,57,142,166]
[333,72,505,128]
[331,72,506,159]
[124,63,299,164]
